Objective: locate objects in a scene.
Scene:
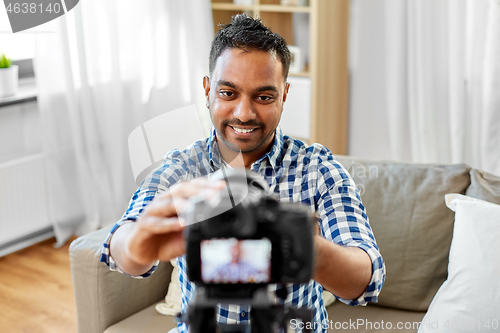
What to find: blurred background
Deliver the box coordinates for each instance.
[0,0,499,253]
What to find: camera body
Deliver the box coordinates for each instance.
[179,169,315,332]
[183,169,314,292]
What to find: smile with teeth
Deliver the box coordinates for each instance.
[230,126,257,134]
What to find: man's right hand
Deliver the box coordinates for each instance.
[109,177,226,276]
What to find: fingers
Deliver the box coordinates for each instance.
[170,177,226,199]
[136,215,184,235]
[145,178,226,218]
[126,225,186,265]
[144,197,185,218]
[154,177,225,200]
[126,178,227,265]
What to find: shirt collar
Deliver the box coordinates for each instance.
[208,127,223,171]
[208,126,285,171]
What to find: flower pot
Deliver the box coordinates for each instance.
[0,65,19,98]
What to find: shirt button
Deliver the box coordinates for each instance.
[241,312,246,317]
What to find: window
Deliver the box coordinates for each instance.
[1,7,36,77]
[0,7,36,60]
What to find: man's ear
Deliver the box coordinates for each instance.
[203,76,210,109]
[282,82,290,103]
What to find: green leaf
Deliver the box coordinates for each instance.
[0,54,12,69]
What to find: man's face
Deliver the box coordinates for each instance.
[231,242,241,263]
[204,48,289,164]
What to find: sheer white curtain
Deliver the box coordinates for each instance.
[349,0,500,176]
[34,0,213,246]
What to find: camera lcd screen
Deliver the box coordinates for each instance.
[200,238,272,284]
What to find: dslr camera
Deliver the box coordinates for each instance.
[177,169,315,333]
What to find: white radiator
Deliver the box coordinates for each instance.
[0,154,53,252]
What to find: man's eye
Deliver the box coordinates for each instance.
[257,95,273,102]
[220,91,234,98]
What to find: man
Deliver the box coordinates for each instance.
[101,14,385,332]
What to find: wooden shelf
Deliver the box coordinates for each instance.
[289,71,310,77]
[258,5,311,13]
[259,4,311,13]
[211,3,311,13]
[212,3,254,11]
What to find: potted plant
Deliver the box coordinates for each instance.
[0,54,18,97]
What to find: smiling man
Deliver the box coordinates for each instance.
[204,45,289,167]
[101,14,385,333]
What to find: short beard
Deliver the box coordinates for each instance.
[211,117,274,154]
[215,125,275,154]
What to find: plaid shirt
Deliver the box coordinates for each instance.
[101,126,385,333]
[210,261,263,283]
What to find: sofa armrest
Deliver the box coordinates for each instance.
[69,225,173,333]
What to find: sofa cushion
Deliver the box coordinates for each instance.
[104,300,426,333]
[335,156,471,311]
[418,194,500,333]
[465,169,500,204]
[104,302,177,333]
[327,301,426,332]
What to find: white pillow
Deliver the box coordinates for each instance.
[418,194,500,332]
[156,259,182,316]
[323,290,336,307]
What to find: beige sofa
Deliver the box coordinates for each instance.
[69,156,500,332]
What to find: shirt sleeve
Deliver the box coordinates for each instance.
[100,220,160,278]
[99,150,192,278]
[315,155,386,306]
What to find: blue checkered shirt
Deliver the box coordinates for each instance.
[100,126,385,333]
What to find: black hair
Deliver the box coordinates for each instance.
[209,14,291,80]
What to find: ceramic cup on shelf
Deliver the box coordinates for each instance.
[0,65,19,98]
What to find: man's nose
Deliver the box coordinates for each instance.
[233,96,256,122]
